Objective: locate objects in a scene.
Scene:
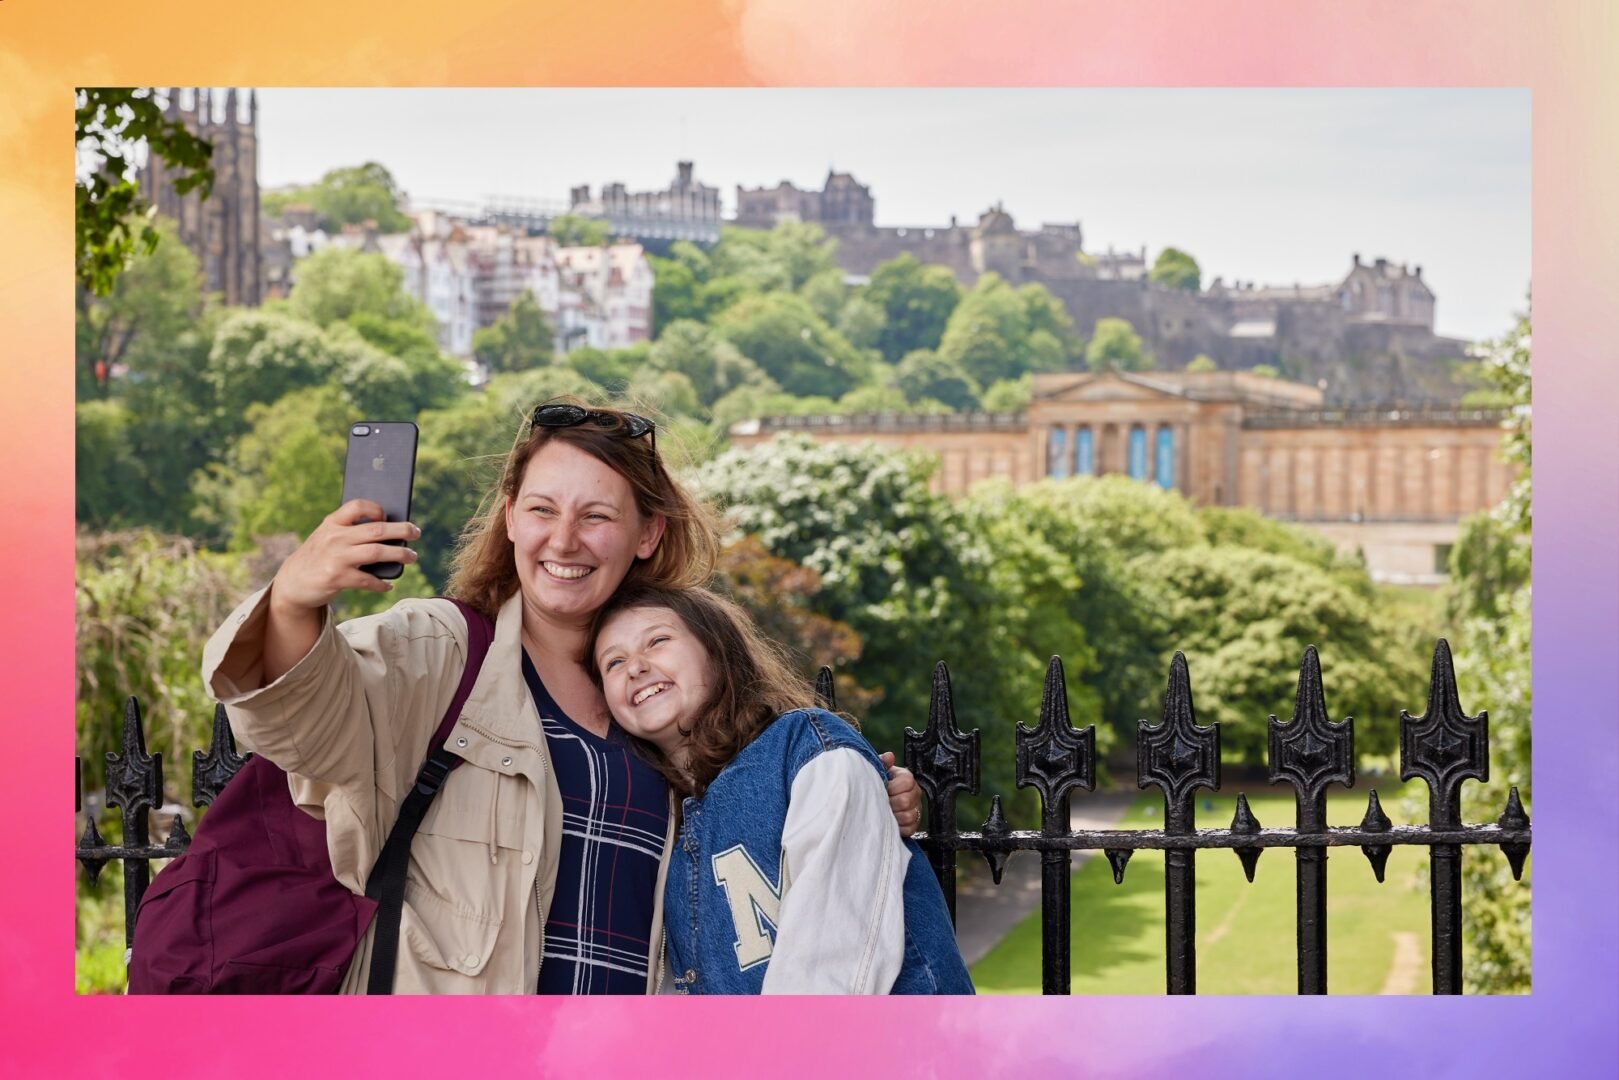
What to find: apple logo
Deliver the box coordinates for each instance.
[372,456,386,471]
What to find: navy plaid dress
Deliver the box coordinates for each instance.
[522,652,670,994]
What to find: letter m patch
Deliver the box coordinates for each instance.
[711,844,784,971]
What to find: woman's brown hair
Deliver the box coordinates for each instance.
[587,584,827,798]
[447,397,721,617]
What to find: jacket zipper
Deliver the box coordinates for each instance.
[534,877,547,987]
[655,929,667,994]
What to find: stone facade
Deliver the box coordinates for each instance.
[729,370,1516,584]
[568,161,723,244]
[140,88,261,306]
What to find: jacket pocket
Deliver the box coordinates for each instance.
[398,882,504,987]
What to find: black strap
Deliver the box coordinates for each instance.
[364,748,458,994]
[361,598,494,995]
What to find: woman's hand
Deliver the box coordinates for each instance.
[260,500,419,683]
[270,499,420,612]
[881,752,924,838]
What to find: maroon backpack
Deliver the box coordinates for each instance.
[127,598,495,994]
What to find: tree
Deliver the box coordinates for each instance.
[835,295,886,352]
[286,247,436,332]
[713,293,871,399]
[1186,354,1217,372]
[76,88,214,296]
[547,214,611,247]
[473,291,555,374]
[713,221,839,293]
[1085,316,1153,372]
[865,254,963,363]
[936,274,1074,388]
[1250,363,1279,379]
[981,374,1034,412]
[564,344,649,396]
[894,349,981,411]
[263,163,412,233]
[648,319,770,406]
[76,216,206,395]
[1150,246,1202,292]
[204,310,336,425]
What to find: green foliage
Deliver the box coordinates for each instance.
[473,291,555,374]
[626,367,703,420]
[835,385,911,414]
[835,295,886,353]
[1250,363,1280,379]
[1085,317,1153,372]
[696,437,1089,823]
[713,292,871,399]
[1137,546,1420,763]
[894,349,981,410]
[1186,354,1217,373]
[76,88,215,296]
[1150,246,1202,292]
[1443,303,1531,994]
[937,274,1077,388]
[648,319,771,407]
[564,343,650,396]
[76,216,207,393]
[865,254,963,363]
[982,374,1034,412]
[205,309,337,425]
[648,242,750,335]
[265,162,411,233]
[287,247,436,332]
[798,268,846,323]
[548,214,611,247]
[1198,506,1343,571]
[75,531,248,799]
[713,221,839,293]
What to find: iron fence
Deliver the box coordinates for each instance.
[76,639,1529,995]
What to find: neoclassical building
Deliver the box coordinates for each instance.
[729,370,1516,584]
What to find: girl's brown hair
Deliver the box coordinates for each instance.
[447,397,721,617]
[587,584,824,798]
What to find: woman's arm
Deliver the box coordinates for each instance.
[760,748,907,994]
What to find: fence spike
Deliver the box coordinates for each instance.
[105,696,163,820]
[1230,793,1263,883]
[814,666,836,712]
[165,812,192,851]
[979,795,1012,885]
[1138,652,1220,817]
[77,817,108,886]
[1104,848,1132,885]
[1268,645,1355,818]
[193,703,249,806]
[904,660,981,812]
[1016,655,1095,834]
[1498,786,1531,881]
[1359,789,1393,883]
[1399,638,1488,829]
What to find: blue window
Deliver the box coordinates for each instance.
[1074,427,1093,476]
[1128,426,1148,480]
[1047,427,1069,479]
[1155,427,1175,489]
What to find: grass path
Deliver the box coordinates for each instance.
[971,780,1437,995]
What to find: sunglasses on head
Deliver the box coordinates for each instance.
[530,402,657,455]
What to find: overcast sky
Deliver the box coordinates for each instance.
[257,89,1529,341]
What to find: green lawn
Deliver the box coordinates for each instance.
[972,780,1438,994]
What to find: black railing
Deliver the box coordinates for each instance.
[77,639,1528,994]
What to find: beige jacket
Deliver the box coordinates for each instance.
[202,586,674,994]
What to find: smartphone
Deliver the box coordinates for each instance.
[341,421,419,580]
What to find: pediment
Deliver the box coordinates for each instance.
[1034,372,1187,404]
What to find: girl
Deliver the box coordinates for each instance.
[590,583,974,995]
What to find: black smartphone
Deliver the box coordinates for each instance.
[341,420,419,580]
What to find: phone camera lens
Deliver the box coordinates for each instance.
[352,424,371,436]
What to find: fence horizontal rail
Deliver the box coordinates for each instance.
[914,823,1532,852]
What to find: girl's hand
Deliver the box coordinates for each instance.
[881,752,923,838]
[270,499,420,614]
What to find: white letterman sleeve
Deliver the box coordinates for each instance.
[760,747,907,994]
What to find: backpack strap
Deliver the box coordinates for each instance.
[363,597,497,995]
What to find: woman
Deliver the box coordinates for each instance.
[201,401,923,994]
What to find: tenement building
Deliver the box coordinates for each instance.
[729,369,1516,584]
